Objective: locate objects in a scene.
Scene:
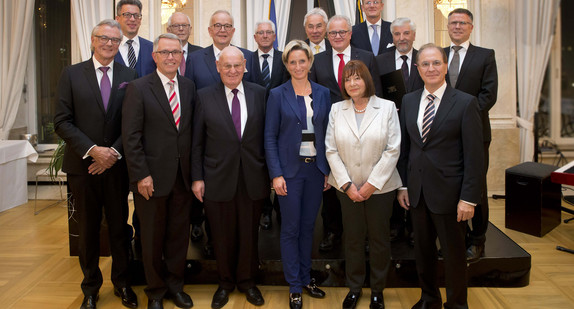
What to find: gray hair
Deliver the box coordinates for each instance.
[390,17,416,33]
[327,15,352,31]
[116,0,142,15]
[153,33,181,52]
[91,19,122,51]
[303,7,328,27]
[255,20,276,33]
[210,10,234,26]
[167,12,191,27]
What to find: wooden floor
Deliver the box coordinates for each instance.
[1,196,574,309]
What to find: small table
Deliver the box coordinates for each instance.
[0,140,38,212]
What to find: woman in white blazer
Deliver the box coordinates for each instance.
[325,60,402,309]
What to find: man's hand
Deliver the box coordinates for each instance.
[346,183,366,203]
[137,176,154,200]
[273,176,288,196]
[88,161,107,175]
[358,182,377,200]
[397,189,410,210]
[457,200,475,222]
[88,146,118,169]
[323,175,331,191]
[192,180,205,202]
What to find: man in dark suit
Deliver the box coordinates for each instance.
[303,8,331,55]
[397,43,484,309]
[445,8,498,261]
[114,0,156,77]
[167,11,205,242]
[54,19,138,309]
[192,46,269,309]
[309,15,381,251]
[350,0,393,56]
[186,10,253,90]
[122,33,195,309]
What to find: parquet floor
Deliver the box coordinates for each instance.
[1,194,574,308]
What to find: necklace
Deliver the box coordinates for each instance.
[353,104,366,113]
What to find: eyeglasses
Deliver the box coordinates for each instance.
[448,21,472,26]
[364,1,381,6]
[220,63,244,71]
[212,23,233,31]
[255,30,275,36]
[327,30,350,38]
[94,35,122,45]
[169,24,190,29]
[120,12,142,20]
[419,60,445,69]
[154,50,183,58]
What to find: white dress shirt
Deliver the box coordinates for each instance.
[299,95,316,156]
[257,48,274,76]
[448,40,470,71]
[332,45,351,84]
[395,48,414,72]
[417,82,447,135]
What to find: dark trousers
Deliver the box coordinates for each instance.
[278,160,324,293]
[338,190,394,293]
[134,169,191,300]
[412,193,468,309]
[321,186,342,236]
[468,141,490,245]
[204,172,263,291]
[68,170,131,297]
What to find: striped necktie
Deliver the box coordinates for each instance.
[261,54,271,89]
[168,80,180,129]
[421,94,437,143]
[127,39,136,69]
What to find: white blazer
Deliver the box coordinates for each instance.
[326,95,402,194]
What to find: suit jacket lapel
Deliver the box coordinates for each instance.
[407,49,418,91]
[178,75,190,130]
[205,46,220,83]
[456,44,475,87]
[427,86,456,142]
[283,81,302,123]
[358,97,380,137]
[341,100,360,139]
[149,72,178,130]
[270,49,283,85]
[213,82,238,138]
[407,89,424,147]
[243,83,256,139]
[83,60,106,114]
[252,51,263,84]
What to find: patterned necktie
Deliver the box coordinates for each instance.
[314,45,321,54]
[449,45,463,87]
[127,39,136,69]
[337,53,345,90]
[261,54,271,89]
[179,50,186,76]
[371,24,380,55]
[421,94,437,143]
[99,67,111,111]
[168,80,180,129]
[400,55,409,83]
[231,89,241,139]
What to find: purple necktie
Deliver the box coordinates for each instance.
[231,88,241,139]
[99,67,111,111]
[400,55,409,83]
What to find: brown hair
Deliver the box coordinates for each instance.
[340,60,375,99]
[448,8,473,22]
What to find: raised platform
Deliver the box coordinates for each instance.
[130,217,531,288]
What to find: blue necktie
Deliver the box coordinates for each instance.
[261,54,271,89]
[371,25,380,55]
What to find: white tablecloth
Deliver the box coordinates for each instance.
[0,140,38,212]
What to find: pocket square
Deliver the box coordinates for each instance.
[119,82,129,89]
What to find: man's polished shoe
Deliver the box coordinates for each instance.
[342,290,362,309]
[211,287,230,309]
[167,291,193,308]
[411,299,442,309]
[260,213,272,230]
[80,295,98,309]
[190,225,204,242]
[148,299,163,309]
[370,293,384,309]
[243,286,264,306]
[319,232,340,252]
[466,243,485,263]
[113,287,137,308]
[303,278,325,298]
[289,293,302,309]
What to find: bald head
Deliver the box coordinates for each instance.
[217,46,246,89]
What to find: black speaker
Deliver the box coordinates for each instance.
[505,162,561,237]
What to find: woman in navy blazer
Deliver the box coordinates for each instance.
[264,40,331,309]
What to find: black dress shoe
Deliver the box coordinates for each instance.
[148,299,163,309]
[203,242,214,259]
[303,278,325,298]
[114,287,138,308]
[242,286,264,306]
[370,292,384,309]
[319,232,340,252]
[342,290,362,309]
[289,293,302,309]
[190,225,204,242]
[80,295,98,309]
[411,299,442,309]
[168,291,193,308]
[211,287,230,309]
[466,243,485,263]
[260,214,272,230]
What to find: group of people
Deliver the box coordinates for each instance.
[54,0,498,309]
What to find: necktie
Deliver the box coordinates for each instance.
[99,67,111,111]
[314,45,321,54]
[179,50,186,76]
[127,39,136,69]
[421,94,437,143]
[337,53,345,90]
[168,80,180,129]
[231,89,241,139]
[400,55,409,83]
[371,24,380,55]
[261,54,271,89]
[449,45,463,87]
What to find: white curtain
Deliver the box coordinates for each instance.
[71,0,114,62]
[333,0,356,24]
[0,1,35,140]
[243,0,291,51]
[516,0,560,162]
